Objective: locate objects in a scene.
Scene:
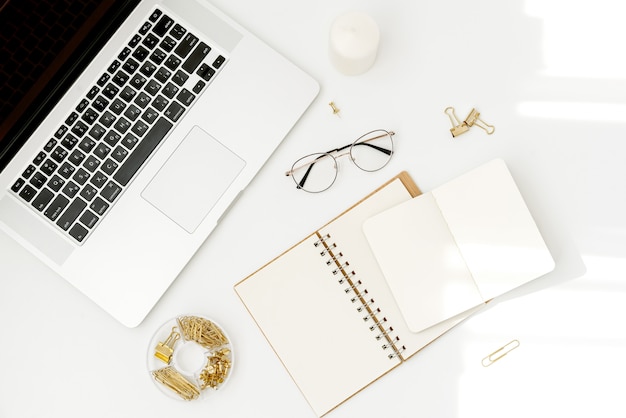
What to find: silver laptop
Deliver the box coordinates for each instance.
[0,0,319,327]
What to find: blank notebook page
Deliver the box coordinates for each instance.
[363,159,554,333]
[235,179,413,416]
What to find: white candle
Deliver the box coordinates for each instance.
[329,12,380,76]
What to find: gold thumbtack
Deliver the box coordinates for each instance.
[464,108,495,135]
[445,106,470,137]
[329,101,341,117]
[154,327,180,364]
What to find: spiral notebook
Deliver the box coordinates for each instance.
[234,172,484,417]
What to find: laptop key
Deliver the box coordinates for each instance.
[89,124,106,141]
[19,185,37,202]
[192,80,206,94]
[113,70,130,87]
[107,60,121,74]
[47,175,65,192]
[177,89,195,106]
[213,55,226,69]
[143,33,160,50]
[43,139,57,152]
[165,55,182,71]
[56,198,87,231]
[118,47,131,61]
[61,134,79,150]
[90,197,109,216]
[150,48,167,65]
[80,185,98,202]
[51,147,68,163]
[152,95,169,111]
[160,36,176,52]
[41,160,58,176]
[114,117,172,186]
[132,46,150,62]
[97,73,111,86]
[103,131,121,147]
[31,188,54,212]
[86,86,100,100]
[68,149,86,165]
[44,195,69,221]
[172,70,188,86]
[71,121,89,138]
[11,178,25,193]
[76,99,89,113]
[65,112,79,126]
[119,86,137,102]
[153,14,174,36]
[79,210,99,229]
[164,102,185,122]
[54,125,68,139]
[69,223,89,243]
[93,96,109,112]
[73,168,90,185]
[128,34,142,48]
[101,158,119,175]
[149,9,162,23]
[122,58,140,74]
[139,21,152,35]
[62,181,80,198]
[197,64,215,81]
[182,42,210,73]
[100,181,122,203]
[22,164,36,178]
[103,83,119,99]
[33,151,46,166]
[174,33,198,59]
[170,24,186,40]
[140,62,157,77]
[111,146,129,163]
[58,162,75,179]
[29,172,47,189]
[90,172,108,189]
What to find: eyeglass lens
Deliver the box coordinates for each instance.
[350,130,394,172]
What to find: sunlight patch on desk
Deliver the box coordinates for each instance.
[518,101,626,122]
[457,252,626,416]
[524,0,626,79]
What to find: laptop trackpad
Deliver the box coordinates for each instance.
[141,126,245,233]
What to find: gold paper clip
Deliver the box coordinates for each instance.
[154,327,180,364]
[482,339,520,367]
[445,107,470,137]
[464,108,495,135]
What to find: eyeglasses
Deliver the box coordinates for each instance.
[285,129,395,193]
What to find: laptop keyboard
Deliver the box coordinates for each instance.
[9,8,227,244]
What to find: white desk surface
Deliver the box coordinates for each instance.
[1,1,625,417]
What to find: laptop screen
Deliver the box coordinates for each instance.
[0,0,139,171]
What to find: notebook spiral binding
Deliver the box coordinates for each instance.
[315,233,406,360]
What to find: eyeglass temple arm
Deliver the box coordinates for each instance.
[286,153,329,189]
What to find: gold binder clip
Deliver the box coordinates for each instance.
[482,339,520,367]
[445,106,470,137]
[154,327,180,364]
[464,108,495,135]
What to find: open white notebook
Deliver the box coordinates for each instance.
[235,173,482,417]
[235,161,554,416]
[363,159,555,333]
